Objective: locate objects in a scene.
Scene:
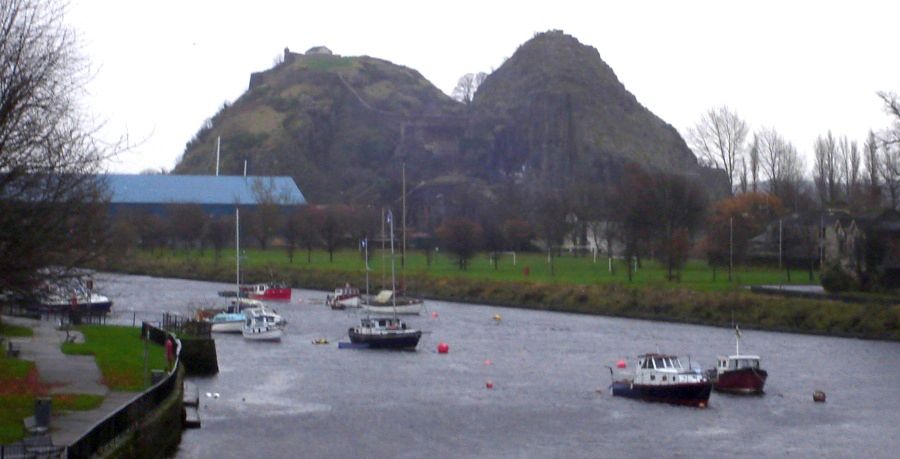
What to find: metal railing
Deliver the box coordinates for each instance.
[65,322,182,459]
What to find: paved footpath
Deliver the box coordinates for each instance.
[3,315,133,447]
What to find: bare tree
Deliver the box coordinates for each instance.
[813,131,838,205]
[863,130,881,208]
[451,72,488,105]
[880,145,900,210]
[0,0,112,296]
[838,137,860,205]
[758,128,805,211]
[877,91,900,148]
[687,106,749,194]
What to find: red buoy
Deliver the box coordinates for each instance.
[484,359,492,366]
[616,360,627,369]
[431,311,439,318]
[437,342,449,354]
[486,380,494,389]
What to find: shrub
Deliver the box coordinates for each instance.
[821,263,859,293]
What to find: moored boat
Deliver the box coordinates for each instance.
[360,290,423,315]
[242,307,285,341]
[610,353,712,407]
[709,326,768,394]
[208,312,245,333]
[326,285,361,309]
[348,317,421,349]
[243,282,291,301]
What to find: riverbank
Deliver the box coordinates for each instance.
[98,256,900,341]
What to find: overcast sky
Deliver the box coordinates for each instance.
[67,0,900,175]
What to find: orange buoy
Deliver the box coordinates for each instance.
[437,342,449,354]
[484,359,492,366]
[616,360,627,369]
[493,314,502,322]
[486,380,494,389]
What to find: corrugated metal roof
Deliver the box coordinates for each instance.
[103,174,306,205]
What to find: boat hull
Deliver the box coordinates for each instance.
[242,327,283,341]
[348,329,421,349]
[713,368,768,394]
[248,287,291,301]
[210,321,243,333]
[610,380,712,407]
[327,296,360,310]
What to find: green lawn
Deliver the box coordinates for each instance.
[0,323,33,338]
[62,325,165,391]
[157,247,819,292]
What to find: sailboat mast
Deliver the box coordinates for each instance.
[389,210,397,313]
[401,161,406,269]
[236,208,240,303]
[381,207,386,290]
[364,238,369,299]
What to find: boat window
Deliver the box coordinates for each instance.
[650,375,655,381]
[662,375,667,381]
[653,358,662,368]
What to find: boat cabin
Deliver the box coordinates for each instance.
[716,355,762,373]
[359,317,407,330]
[334,285,360,297]
[633,353,706,385]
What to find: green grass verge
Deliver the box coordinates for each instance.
[0,323,33,337]
[62,325,166,391]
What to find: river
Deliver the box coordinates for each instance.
[95,273,900,459]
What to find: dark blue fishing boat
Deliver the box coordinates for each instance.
[610,353,712,407]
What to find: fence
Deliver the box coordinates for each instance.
[65,322,182,459]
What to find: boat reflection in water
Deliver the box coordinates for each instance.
[610,353,712,407]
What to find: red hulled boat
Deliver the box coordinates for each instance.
[709,325,768,395]
[242,282,291,301]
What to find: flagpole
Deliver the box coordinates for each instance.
[364,238,369,300]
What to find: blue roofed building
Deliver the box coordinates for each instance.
[103,174,306,216]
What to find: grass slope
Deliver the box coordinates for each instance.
[62,325,166,391]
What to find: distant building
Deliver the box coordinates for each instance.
[103,174,306,216]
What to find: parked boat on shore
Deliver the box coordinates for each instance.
[610,353,712,407]
[708,325,768,394]
[37,277,112,314]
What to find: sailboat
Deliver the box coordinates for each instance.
[360,206,424,315]
[349,210,421,349]
[231,208,284,341]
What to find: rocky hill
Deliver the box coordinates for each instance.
[465,30,713,186]
[174,35,727,206]
[174,47,465,204]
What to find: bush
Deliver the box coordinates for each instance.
[821,264,859,293]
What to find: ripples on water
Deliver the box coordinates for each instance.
[97,274,900,459]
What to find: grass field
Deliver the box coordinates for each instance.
[154,247,820,292]
[61,325,166,391]
[0,323,33,338]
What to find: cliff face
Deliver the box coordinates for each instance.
[174,33,727,206]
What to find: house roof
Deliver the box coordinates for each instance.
[103,174,306,206]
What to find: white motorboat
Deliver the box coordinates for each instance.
[242,307,284,341]
[326,285,361,309]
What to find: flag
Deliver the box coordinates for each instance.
[735,324,742,339]
[360,238,367,249]
[386,210,393,225]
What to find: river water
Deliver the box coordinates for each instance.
[95,273,900,459]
